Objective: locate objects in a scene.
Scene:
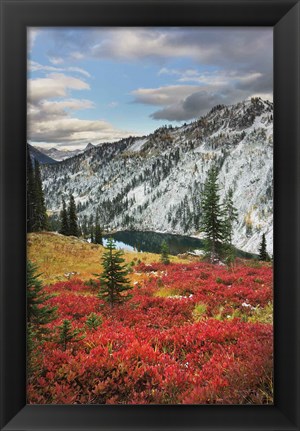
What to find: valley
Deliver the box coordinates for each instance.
[37,98,273,255]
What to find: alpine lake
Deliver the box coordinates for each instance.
[102,230,255,259]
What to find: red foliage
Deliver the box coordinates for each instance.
[27,262,273,405]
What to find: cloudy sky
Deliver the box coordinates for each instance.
[28,27,273,150]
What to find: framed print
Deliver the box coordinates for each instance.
[26,25,275,407]
[0,0,299,430]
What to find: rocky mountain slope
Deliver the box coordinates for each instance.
[41,97,273,254]
[34,143,95,161]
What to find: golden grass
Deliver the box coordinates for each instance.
[27,232,184,285]
[247,302,273,324]
[192,302,207,321]
[154,287,180,298]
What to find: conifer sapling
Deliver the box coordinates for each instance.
[98,238,132,308]
[57,319,85,351]
[160,241,170,264]
[27,260,57,335]
[259,233,269,261]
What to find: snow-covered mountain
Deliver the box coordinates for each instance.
[34,146,81,161]
[28,144,57,165]
[41,98,273,255]
[34,143,95,161]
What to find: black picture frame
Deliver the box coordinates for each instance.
[1,0,299,430]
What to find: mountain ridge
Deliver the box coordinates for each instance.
[28,144,57,165]
[40,97,273,254]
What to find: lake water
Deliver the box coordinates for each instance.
[102,230,205,255]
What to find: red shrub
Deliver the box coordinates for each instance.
[27,262,273,405]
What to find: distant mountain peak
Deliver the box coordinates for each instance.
[85,143,94,151]
[28,144,57,165]
[32,146,83,161]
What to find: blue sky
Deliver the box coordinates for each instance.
[28,27,272,150]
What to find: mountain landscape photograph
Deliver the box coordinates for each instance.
[27,27,273,405]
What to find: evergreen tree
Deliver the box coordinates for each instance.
[27,260,57,335]
[94,224,103,244]
[223,188,238,264]
[259,233,269,261]
[33,160,48,231]
[90,224,95,243]
[27,150,48,232]
[59,198,69,235]
[86,312,102,331]
[48,214,60,232]
[81,215,89,239]
[68,194,79,237]
[160,241,170,264]
[88,215,94,243]
[57,319,85,351]
[223,188,238,245]
[200,165,227,262]
[27,150,35,232]
[94,211,103,244]
[98,238,132,308]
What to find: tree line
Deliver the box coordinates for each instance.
[200,165,270,263]
[27,151,48,232]
[27,150,269,260]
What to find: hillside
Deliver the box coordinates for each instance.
[27,232,181,285]
[40,98,273,254]
[34,143,95,161]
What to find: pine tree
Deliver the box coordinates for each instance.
[68,194,79,237]
[90,224,95,243]
[27,260,57,335]
[94,223,103,244]
[33,160,48,231]
[223,188,238,264]
[86,312,102,331]
[81,215,89,239]
[27,150,35,232]
[94,211,103,244]
[259,233,269,261]
[59,198,69,235]
[88,214,95,243]
[27,149,48,232]
[223,188,238,245]
[200,165,227,262]
[98,238,132,308]
[160,240,170,264]
[57,319,85,351]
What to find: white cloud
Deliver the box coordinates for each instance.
[28,116,133,145]
[28,98,95,123]
[88,28,272,70]
[131,79,272,121]
[27,71,132,146]
[70,51,85,60]
[28,73,89,103]
[132,62,272,121]
[48,56,64,65]
[132,85,201,106]
[28,60,91,78]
